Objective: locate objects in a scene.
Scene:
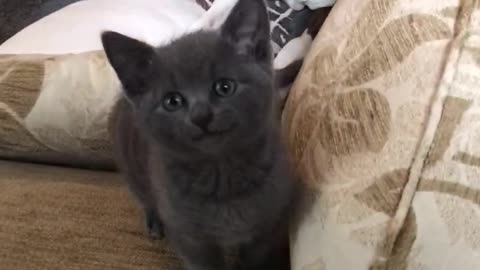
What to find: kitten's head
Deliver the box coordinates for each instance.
[102,0,273,156]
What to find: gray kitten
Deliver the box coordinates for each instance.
[102,0,299,269]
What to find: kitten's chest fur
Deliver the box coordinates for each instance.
[154,149,294,244]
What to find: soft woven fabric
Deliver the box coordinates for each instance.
[0,160,182,269]
[284,0,336,11]
[0,52,118,168]
[0,0,205,54]
[283,0,480,269]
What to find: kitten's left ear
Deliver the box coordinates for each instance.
[101,31,156,99]
[220,0,271,62]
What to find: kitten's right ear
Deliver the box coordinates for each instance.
[101,31,156,98]
[220,0,271,62]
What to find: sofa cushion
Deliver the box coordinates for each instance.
[0,160,182,269]
[0,52,118,169]
[283,0,480,269]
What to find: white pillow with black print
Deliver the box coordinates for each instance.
[284,0,336,10]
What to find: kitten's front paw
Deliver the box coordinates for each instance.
[145,210,165,240]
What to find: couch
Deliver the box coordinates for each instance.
[1,0,480,269]
[0,0,327,269]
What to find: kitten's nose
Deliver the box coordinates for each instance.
[190,103,213,129]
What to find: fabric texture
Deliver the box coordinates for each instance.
[0,52,118,169]
[0,0,205,55]
[284,0,336,11]
[283,0,480,269]
[0,160,182,269]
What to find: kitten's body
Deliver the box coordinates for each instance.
[104,1,298,269]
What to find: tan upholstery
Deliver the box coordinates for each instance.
[283,0,480,269]
[0,161,182,270]
[0,52,117,168]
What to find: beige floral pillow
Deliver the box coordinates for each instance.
[283,0,480,269]
[0,52,119,168]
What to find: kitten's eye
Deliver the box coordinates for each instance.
[163,92,185,111]
[213,79,237,97]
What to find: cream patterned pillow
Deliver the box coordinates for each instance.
[0,52,118,168]
[283,0,480,269]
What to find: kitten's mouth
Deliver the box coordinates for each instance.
[192,125,236,141]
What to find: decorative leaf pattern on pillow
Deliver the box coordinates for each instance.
[338,0,397,65]
[350,169,417,270]
[0,58,43,117]
[0,56,51,155]
[420,95,480,250]
[0,110,50,154]
[339,14,452,87]
[285,1,452,170]
[0,52,117,169]
[355,170,409,217]
[283,0,480,269]
[317,88,391,156]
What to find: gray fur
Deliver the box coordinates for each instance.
[102,1,299,269]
